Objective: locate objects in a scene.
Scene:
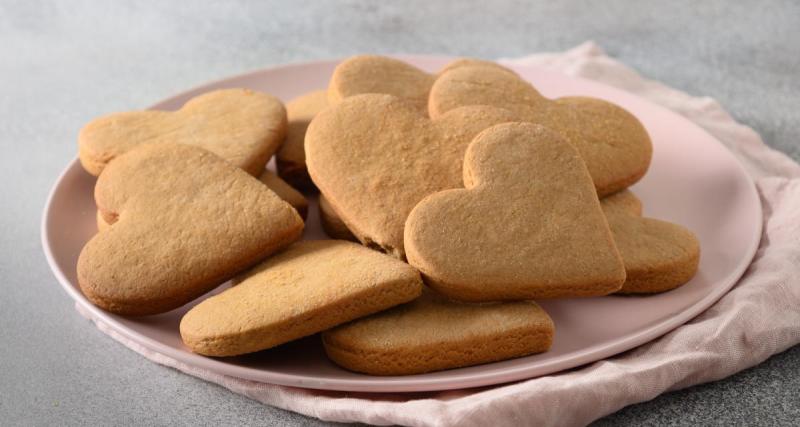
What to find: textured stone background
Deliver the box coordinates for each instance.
[1,1,798,425]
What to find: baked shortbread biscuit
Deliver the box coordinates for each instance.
[323,288,554,375]
[180,240,423,357]
[328,55,516,109]
[276,90,328,190]
[305,94,518,258]
[328,55,435,108]
[601,189,643,216]
[78,143,304,315]
[96,168,309,230]
[280,57,511,194]
[96,210,110,233]
[258,170,308,220]
[429,64,652,196]
[318,194,356,241]
[601,191,701,294]
[78,89,287,176]
[405,123,626,301]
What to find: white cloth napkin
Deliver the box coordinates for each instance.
[76,41,800,427]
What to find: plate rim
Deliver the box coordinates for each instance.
[40,55,763,392]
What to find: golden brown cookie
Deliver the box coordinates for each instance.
[180,240,423,357]
[96,169,308,230]
[405,122,625,301]
[429,64,652,196]
[601,191,701,294]
[328,55,516,110]
[328,55,435,109]
[323,288,554,375]
[601,189,643,216]
[305,94,518,259]
[439,58,521,75]
[78,89,287,176]
[96,210,110,233]
[78,143,304,316]
[314,190,640,247]
[276,90,328,190]
[318,194,356,241]
[258,170,308,220]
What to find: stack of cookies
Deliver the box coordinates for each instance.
[76,56,700,376]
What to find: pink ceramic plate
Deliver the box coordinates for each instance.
[42,56,762,392]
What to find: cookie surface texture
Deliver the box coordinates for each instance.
[276,90,328,190]
[328,55,435,109]
[95,210,110,233]
[96,169,308,228]
[258,170,308,220]
[322,288,554,375]
[405,122,626,301]
[305,94,518,258]
[328,55,517,108]
[601,189,643,216]
[78,143,304,315]
[601,191,701,293]
[78,88,287,176]
[180,240,423,357]
[429,64,652,196]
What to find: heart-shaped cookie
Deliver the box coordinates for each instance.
[329,55,516,110]
[78,143,304,315]
[276,90,328,191]
[601,189,642,216]
[277,59,435,192]
[275,57,510,193]
[429,64,653,196]
[405,122,626,301]
[323,288,554,375]
[601,191,701,294]
[328,55,436,109]
[305,94,519,258]
[78,89,287,176]
[96,168,308,230]
[180,240,423,357]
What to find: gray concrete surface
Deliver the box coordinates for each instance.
[2,1,798,425]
